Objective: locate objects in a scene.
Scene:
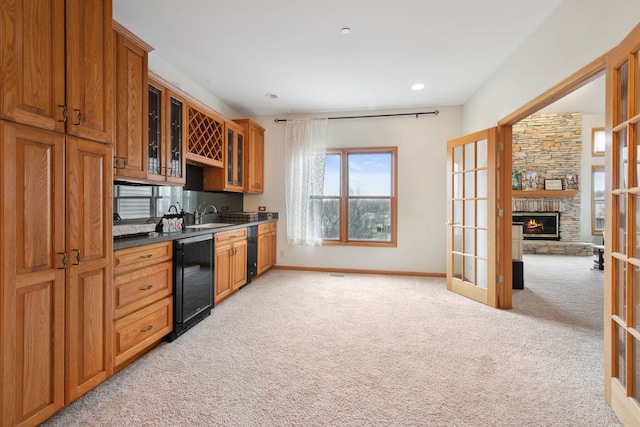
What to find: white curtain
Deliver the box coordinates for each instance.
[285,118,328,246]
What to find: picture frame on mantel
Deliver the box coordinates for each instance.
[522,170,539,190]
[512,171,522,190]
[544,179,563,190]
[565,173,579,190]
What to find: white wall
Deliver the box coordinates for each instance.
[148,54,244,120]
[244,107,462,274]
[580,114,605,242]
[463,0,640,134]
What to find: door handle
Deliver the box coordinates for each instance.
[57,252,67,269]
[58,105,68,122]
[73,109,83,125]
[72,249,81,265]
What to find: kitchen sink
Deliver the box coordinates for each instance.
[184,223,232,229]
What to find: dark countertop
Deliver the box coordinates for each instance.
[113,218,277,251]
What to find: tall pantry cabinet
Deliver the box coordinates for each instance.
[0,0,114,426]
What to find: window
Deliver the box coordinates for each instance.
[592,127,605,156]
[315,147,397,246]
[113,184,184,219]
[592,165,605,235]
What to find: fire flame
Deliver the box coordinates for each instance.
[525,219,544,233]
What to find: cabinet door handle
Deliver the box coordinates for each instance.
[72,249,81,265]
[141,325,154,332]
[73,109,83,125]
[140,254,153,259]
[57,252,67,269]
[58,105,68,122]
[140,285,153,291]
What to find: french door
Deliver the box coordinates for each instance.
[446,128,501,307]
[605,22,640,425]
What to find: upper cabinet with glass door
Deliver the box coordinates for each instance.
[146,74,187,186]
[204,120,245,192]
[234,119,265,193]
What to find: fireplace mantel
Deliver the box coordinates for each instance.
[512,190,578,198]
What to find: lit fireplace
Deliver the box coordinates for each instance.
[513,211,560,240]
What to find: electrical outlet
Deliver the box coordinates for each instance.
[280,250,284,258]
[258,206,266,211]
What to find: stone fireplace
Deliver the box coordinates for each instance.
[512,113,593,256]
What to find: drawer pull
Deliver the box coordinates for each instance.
[141,325,154,332]
[140,254,154,259]
[140,285,153,291]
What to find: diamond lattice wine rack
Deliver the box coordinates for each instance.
[186,105,224,168]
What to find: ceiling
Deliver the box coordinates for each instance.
[113,0,568,117]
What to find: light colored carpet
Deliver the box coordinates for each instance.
[43,254,620,426]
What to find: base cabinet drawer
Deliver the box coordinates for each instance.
[114,241,172,274]
[114,261,172,318]
[114,297,172,367]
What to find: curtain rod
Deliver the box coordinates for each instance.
[273,110,439,123]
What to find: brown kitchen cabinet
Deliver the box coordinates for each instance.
[186,102,225,168]
[147,74,187,185]
[0,1,114,425]
[0,123,66,427]
[65,136,114,403]
[204,120,245,192]
[214,228,248,304]
[113,242,173,369]
[234,119,265,193]
[0,0,114,144]
[0,122,113,426]
[257,222,277,276]
[113,21,153,180]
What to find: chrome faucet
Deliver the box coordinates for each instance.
[193,203,217,224]
[202,205,218,215]
[194,202,205,225]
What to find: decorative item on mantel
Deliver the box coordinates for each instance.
[544,179,563,190]
[565,173,579,190]
[512,171,522,190]
[522,170,540,190]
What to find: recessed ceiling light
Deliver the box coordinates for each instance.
[412,83,426,91]
[340,27,351,35]
[265,93,278,99]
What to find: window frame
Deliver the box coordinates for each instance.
[591,165,605,235]
[320,146,398,247]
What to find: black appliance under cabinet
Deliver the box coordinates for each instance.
[246,225,258,284]
[164,234,214,341]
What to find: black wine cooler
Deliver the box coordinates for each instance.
[164,234,214,341]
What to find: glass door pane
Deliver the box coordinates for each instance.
[236,133,243,186]
[169,97,183,178]
[148,85,162,175]
[618,61,629,125]
[227,128,234,186]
